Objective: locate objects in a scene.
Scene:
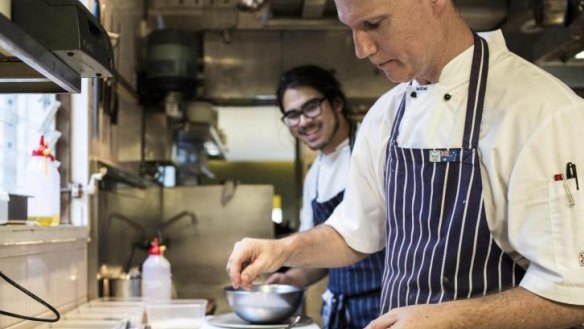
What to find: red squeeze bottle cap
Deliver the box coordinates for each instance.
[149,238,162,255]
[31,136,55,161]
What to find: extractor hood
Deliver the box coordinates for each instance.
[0,0,114,93]
[0,13,81,93]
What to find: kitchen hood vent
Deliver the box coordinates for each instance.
[138,29,227,183]
[0,0,114,93]
[12,0,114,79]
[138,29,202,108]
[0,13,80,93]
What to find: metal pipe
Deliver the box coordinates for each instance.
[159,210,198,232]
[107,213,146,238]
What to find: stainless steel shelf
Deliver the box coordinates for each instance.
[0,225,89,246]
[0,13,81,93]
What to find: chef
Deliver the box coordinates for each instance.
[266,65,385,329]
[227,0,584,328]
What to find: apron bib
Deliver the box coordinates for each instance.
[381,33,525,313]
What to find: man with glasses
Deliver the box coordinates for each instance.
[266,65,385,329]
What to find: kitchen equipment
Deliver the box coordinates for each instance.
[286,316,301,329]
[207,313,314,329]
[98,276,141,299]
[6,194,29,224]
[25,136,60,226]
[74,302,144,329]
[98,267,142,298]
[11,0,114,78]
[142,238,172,301]
[87,298,146,326]
[138,29,202,107]
[224,284,305,324]
[34,319,126,329]
[145,299,207,329]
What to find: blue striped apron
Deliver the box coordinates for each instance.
[381,33,525,313]
[312,157,385,329]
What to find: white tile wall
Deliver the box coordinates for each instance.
[0,241,87,329]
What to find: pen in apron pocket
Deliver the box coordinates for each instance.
[566,162,579,190]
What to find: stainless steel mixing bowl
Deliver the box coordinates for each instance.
[224,284,305,324]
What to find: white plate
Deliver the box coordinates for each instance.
[207,313,313,329]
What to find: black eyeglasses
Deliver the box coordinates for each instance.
[281,97,326,127]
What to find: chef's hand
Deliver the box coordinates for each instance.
[226,238,288,290]
[365,303,460,329]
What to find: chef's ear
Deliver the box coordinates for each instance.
[331,97,344,114]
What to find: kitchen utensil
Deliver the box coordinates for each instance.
[285,315,301,329]
[97,267,141,298]
[145,299,207,329]
[224,284,304,324]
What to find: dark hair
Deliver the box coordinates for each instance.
[276,65,351,118]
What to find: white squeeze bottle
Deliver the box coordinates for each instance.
[141,237,172,301]
[25,136,60,226]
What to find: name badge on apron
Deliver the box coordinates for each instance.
[429,149,459,163]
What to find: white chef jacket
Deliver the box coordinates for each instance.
[299,138,351,232]
[326,30,584,305]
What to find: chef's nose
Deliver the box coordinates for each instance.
[297,113,312,127]
[353,30,376,59]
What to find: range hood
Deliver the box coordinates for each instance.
[0,13,81,93]
[0,0,114,93]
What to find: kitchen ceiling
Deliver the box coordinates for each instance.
[142,0,584,97]
[146,0,584,65]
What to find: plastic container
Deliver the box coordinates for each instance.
[146,299,207,329]
[141,238,172,301]
[25,136,60,226]
[74,304,144,329]
[34,319,126,329]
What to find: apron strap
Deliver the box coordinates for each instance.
[463,33,490,149]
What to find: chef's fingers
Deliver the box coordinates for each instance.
[227,238,271,289]
[226,240,250,289]
[239,254,269,289]
[227,238,287,289]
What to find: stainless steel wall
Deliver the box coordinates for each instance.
[203,30,394,106]
[93,184,274,315]
[162,185,274,314]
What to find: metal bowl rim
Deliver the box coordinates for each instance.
[224,284,305,294]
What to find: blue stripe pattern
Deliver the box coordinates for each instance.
[312,189,385,328]
[381,34,525,312]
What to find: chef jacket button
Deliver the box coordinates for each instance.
[444,93,452,101]
[410,91,417,98]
